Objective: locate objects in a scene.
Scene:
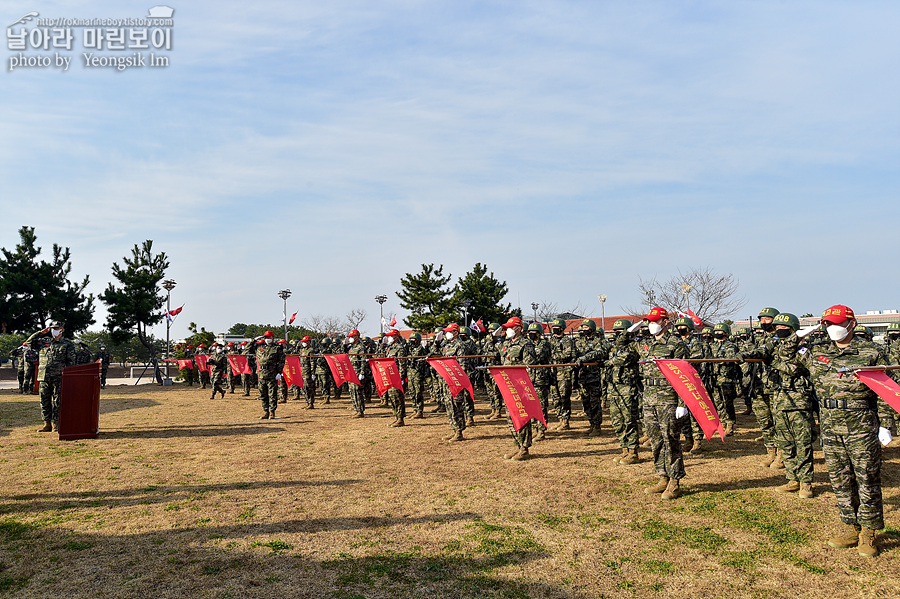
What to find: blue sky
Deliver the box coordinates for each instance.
[2,1,898,339]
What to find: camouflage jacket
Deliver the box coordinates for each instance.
[256,343,286,378]
[549,334,578,380]
[500,335,537,367]
[26,330,75,382]
[480,336,501,365]
[407,341,429,378]
[709,338,741,385]
[207,352,228,378]
[605,334,640,388]
[741,333,779,392]
[574,333,607,384]
[636,332,687,405]
[386,339,409,378]
[529,336,553,386]
[242,344,257,371]
[348,343,366,379]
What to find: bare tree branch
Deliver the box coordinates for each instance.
[621,268,746,324]
[344,308,368,332]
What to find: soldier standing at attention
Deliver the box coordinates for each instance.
[256,331,286,419]
[574,319,606,437]
[316,337,334,403]
[499,317,538,460]
[25,321,75,432]
[526,322,553,441]
[240,340,257,397]
[384,328,408,427]
[780,305,893,557]
[636,308,688,500]
[601,319,642,464]
[196,344,211,389]
[95,344,112,388]
[440,323,469,442]
[346,329,367,418]
[741,307,783,468]
[406,333,429,419]
[482,324,504,420]
[299,336,318,408]
[710,323,742,437]
[459,326,480,426]
[548,318,577,430]
[207,344,228,400]
[672,317,707,452]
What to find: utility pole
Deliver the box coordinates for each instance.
[375,295,387,333]
[597,294,607,335]
[461,299,472,328]
[162,279,176,384]
[278,289,292,341]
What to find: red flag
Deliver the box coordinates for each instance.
[194,354,210,373]
[427,358,473,399]
[490,366,547,431]
[472,319,485,333]
[176,359,194,370]
[368,358,403,396]
[389,316,397,327]
[325,354,361,386]
[853,369,900,414]
[686,309,703,328]
[227,355,252,376]
[168,305,184,317]
[289,311,298,325]
[654,359,724,441]
[283,355,303,388]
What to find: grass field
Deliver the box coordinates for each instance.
[1,384,898,598]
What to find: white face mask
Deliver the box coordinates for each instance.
[265,338,273,345]
[505,328,516,339]
[444,332,455,341]
[51,328,62,338]
[301,342,308,348]
[827,322,851,342]
[421,340,428,348]
[648,322,664,336]
[216,348,223,354]
[347,337,356,344]
[385,336,394,345]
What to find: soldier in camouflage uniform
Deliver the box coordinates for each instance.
[741,308,785,468]
[26,321,75,432]
[526,322,553,441]
[298,336,318,407]
[439,323,469,442]
[482,324,504,419]
[256,331,286,419]
[196,344,211,389]
[636,308,688,500]
[710,323,742,437]
[224,343,238,394]
[75,342,92,365]
[346,330,367,417]
[13,342,38,394]
[240,341,257,397]
[574,319,607,436]
[459,327,480,426]
[381,329,408,426]
[180,344,195,387]
[885,323,900,362]
[548,318,577,430]
[499,317,538,460]
[428,328,447,413]
[207,344,229,400]
[734,328,755,415]
[673,317,707,453]
[590,319,641,464]
[316,337,335,402]
[780,305,893,557]
[406,333,429,418]
[766,312,816,499]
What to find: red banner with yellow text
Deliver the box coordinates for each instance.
[176,359,194,370]
[427,358,473,399]
[194,354,209,373]
[490,366,547,431]
[368,358,403,396]
[854,370,900,414]
[654,359,724,441]
[325,354,361,386]
[283,355,303,388]
[227,355,252,376]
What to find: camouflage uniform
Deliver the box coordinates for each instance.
[180,346,194,386]
[316,339,335,401]
[549,331,577,425]
[384,336,409,421]
[440,335,469,433]
[574,331,608,431]
[768,339,816,485]
[196,348,211,388]
[75,343,92,365]
[709,334,742,428]
[460,333,480,420]
[25,329,75,424]
[207,350,229,398]
[680,333,709,443]
[604,334,641,451]
[481,334,503,415]
[528,333,553,435]
[406,337,429,414]
[781,332,889,531]
[256,341,286,416]
[636,332,688,481]
[741,333,779,451]
[241,342,257,397]
[299,341,318,406]
[347,341,367,415]
[500,333,537,450]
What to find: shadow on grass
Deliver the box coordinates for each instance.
[0,479,364,514]
[99,423,290,439]
[98,396,161,414]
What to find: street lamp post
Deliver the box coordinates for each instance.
[461,299,472,328]
[597,294,607,335]
[531,302,539,323]
[375,295,387,333]
[278,289,292,341]
[162,279,176,384]
[681,285,692,313]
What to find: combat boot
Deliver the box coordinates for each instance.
[351,412,365,419]
[504,446,523,460]
[827,522,860,549]
[210,392,217,400]
[612,448,628,464]
[411,410,425,419]
[259,411,270,420]
[324,397,331,404]
[857,527,879,557]
[798,482,814,499]
[557,419,570,430]
[52,421,59,432]
[775,480,800,494]
[512,447,530,461]
[618,447,640,465]
[486,409,497,420]
[661,478,681,500]
[724,422,735,437]
[770,450,785,470]
[447,431,463,443]
[390,418,405,428]
[760,447,777,467]
[38,420,52,432]
[533,429,546,442]
[644,477,669,494]
[466,415,476,427]
[689,439,703,455]
[586,424,602,438]
[682,437,694,453]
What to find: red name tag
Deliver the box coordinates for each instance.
[817,356,830,364]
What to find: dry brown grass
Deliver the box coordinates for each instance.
[1,385,898,599]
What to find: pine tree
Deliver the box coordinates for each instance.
[453,263,517,327]
[396,264,456,331]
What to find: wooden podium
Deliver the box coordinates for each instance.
[59,362,101,440]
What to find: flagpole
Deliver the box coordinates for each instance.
[162,279,177,384]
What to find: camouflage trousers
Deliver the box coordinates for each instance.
[199,370,210,389]
[550,376,572,422]
[579,381,603,427]
[303,374,316,403]
[316,370,333,398]
[407,373,425,413]
[506,412,532,449]
[258,375,279,413]
[463,374,476,418]
[534,384,551,432]
[753,392,776,449]
[445,389,467,432]
[100,365,108,387]
[644,402,685,481]
[486,374,503,412]
[821,408,883,530]
[180,367,193,386]
[242,373,256,396]
[774,409,815,484]
[211,372,227,396]
[348,382,365,414]
[713,383,737,425]
[387,388,406,420]
[39,378,62,422]
[227,371,237,392]
[608,383,639,449]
